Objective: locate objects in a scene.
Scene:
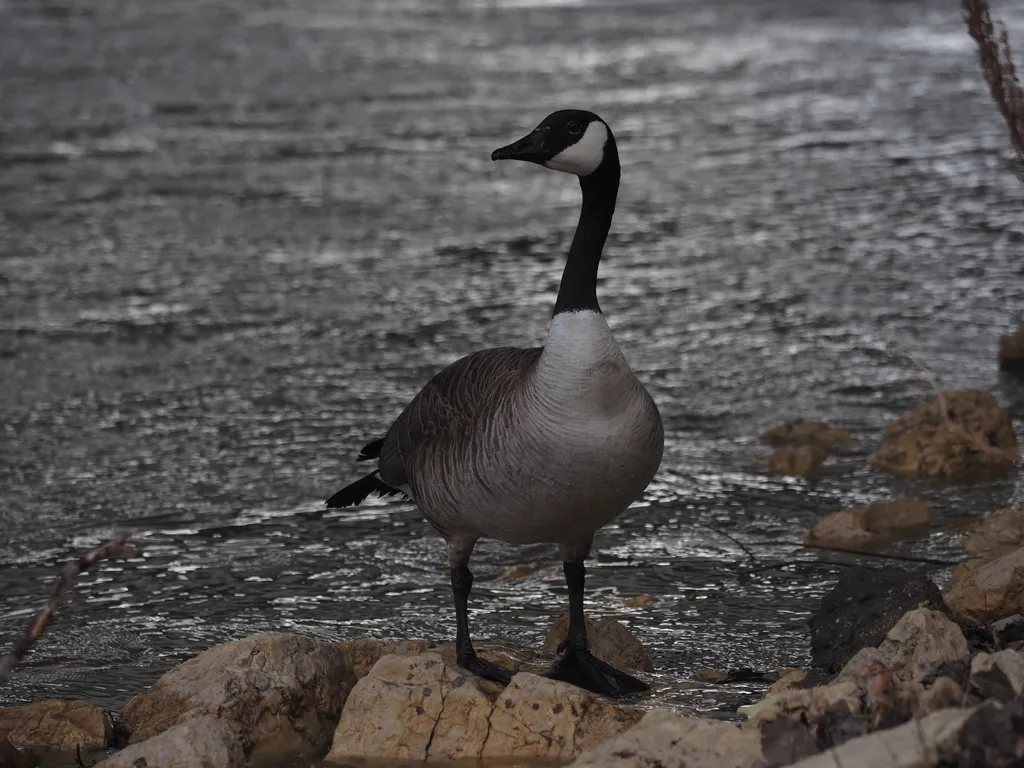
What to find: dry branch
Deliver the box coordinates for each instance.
[0,532,133,685]
[962,0,1024,178]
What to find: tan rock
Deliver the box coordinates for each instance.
[115,633,354,760]
[876,608,969,684]
[998,326,1024,372]
[769,445,828,477]
[965,506,1024,561]
[500,564,543,580]
[762,420,853,450]
[569,709,765,768]
[945,545,1024,625]
[803,498,930,546]
[969,649,1024,700]
[328,653,641,762]
[692,668,728,683]
[784,706,973,768]
[334,638,434,679]
[98,716,244,768]
[544,617,653,672]
[869,390,1019,481]
[767,670,809,694]
[0,699,111,752]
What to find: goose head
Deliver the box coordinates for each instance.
[491,110,614,177]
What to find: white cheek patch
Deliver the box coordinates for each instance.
[544,121,608,176]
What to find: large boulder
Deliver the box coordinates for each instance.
[568,709,765,768]
[335,639,435,679]
[944,546,1024,626]
[869,390,1019,482]
[0,699,112,752]
[544,617,654,672]
[803,499,930,547]
[115,633,354,761]
[964,506,1024,561]
[98,716,244,768]
[809,568,948,672]
[327,653,641,762]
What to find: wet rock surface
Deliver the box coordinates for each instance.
[944,545,1024,626]
[0,699,112,752]
[964,506,1024,561]
[569,709,765,768]
[327,652,642,762]
[869,390,1019,481]
[809,568,948,672]
[98,715,245,768]
[0,736,34,768]
[544,617,654,673]
[768,445,829,477]
[802,498,930,547]
[114,633,354,760]
[762,420,853,451]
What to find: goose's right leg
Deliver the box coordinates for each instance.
[449,538,512,685]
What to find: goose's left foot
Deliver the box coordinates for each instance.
[546,647,648,696]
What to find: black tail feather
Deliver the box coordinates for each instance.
[325,471,402,508]
[356,437,384,462]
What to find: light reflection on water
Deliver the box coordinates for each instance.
[1,0,1023,741]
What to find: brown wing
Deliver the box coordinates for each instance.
[375,347,542,488]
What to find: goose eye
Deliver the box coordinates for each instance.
[567,121,582,135]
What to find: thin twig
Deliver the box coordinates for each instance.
[0,532,133,685]
[695,523,761,565]
[962,0,1024,179]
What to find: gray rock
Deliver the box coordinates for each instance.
[809,568,947,672]
[969,649,1024,701]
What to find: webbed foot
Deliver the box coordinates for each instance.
[459,652,512,686]
[546,648,649,697]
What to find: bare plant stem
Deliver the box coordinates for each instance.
[962,0,1024,178]
[0,533,133,685]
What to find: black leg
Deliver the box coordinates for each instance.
[450,564,511,685]
[546,559,649,697]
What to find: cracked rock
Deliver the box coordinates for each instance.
[945,545,1024,626]
[115,633,355,762]
[327,653,641,762]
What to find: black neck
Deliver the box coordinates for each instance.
[552,148,620,316]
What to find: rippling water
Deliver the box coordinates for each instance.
[2,0,1024,736]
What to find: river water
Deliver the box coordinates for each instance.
[1,0,1023,740]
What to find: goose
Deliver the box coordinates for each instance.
[326,109,664,697]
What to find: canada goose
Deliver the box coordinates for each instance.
[327,109,664,697]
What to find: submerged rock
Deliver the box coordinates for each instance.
[944,545,1024,626]
[115,633,354,761]
[544,616,654,672]
[802,498,930,547]
[869,390,1019,482]
[98,716,245,768]
[809,568,948,672]
[964,506,1024,561]
[769,445,828,477]
[327,653,641,762]
[0,699,112,752]
[998,325,1024,373]
[762,420,853,451]
[569,709,765,768]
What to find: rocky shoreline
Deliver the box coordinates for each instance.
[1,389,1022,767]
